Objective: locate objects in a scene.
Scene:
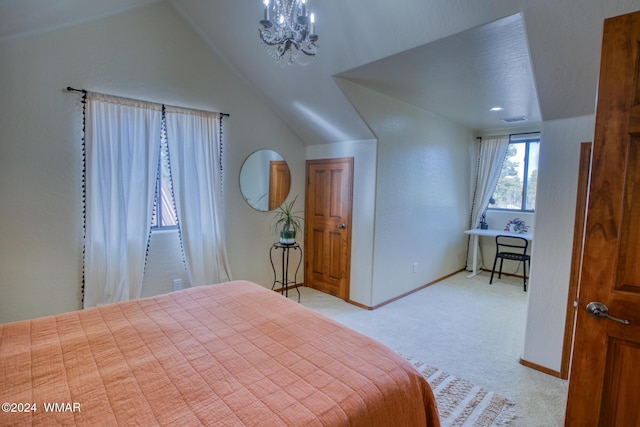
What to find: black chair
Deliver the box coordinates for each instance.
[489,235,531,291]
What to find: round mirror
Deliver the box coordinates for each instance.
[240,150,291,211]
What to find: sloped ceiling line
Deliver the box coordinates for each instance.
[2,0,636,144]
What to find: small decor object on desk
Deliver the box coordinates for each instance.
[479,212,489,229]
[273,195,303,244]
[505,218,529,233]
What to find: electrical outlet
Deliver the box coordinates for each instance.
[173,279,182,291]
[413,262,418,273]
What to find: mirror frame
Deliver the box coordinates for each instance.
[239,149,291,212]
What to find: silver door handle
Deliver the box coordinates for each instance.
[337,224,346,229]
[586,302,630,325]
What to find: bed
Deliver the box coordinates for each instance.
[1,280,440,426]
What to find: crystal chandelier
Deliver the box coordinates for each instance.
[259,0,318,65]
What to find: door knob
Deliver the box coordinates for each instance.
[586,302,630,325]
[337,224,346,229]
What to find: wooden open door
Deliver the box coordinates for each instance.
[565,11,640,425]
[304,158,353,300]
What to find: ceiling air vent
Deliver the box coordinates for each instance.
[502,116,527,123]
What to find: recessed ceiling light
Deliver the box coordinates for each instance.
[489,107,504,112]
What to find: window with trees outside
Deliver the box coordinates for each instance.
[151,122,178,229]
[489,133,540,211]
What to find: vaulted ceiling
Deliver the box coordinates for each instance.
[2,0,639,144]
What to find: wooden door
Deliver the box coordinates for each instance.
[304,158,353,300]
[565,11,640,426]
[268,160,291,210]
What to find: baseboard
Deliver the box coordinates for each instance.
[519,358,563,378]
[347,269,466,310]
[347,299,371,310]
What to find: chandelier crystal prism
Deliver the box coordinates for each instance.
[259,0,318,65]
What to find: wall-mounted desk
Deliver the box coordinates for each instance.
[464,228,533,278]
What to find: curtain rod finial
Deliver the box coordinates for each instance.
[66,86,87,94]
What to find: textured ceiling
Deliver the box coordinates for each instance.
[2,0,640,144]
[336,14,541,132]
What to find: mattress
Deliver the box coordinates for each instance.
[1,280,440,426]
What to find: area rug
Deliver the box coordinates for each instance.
[409,358,517,427]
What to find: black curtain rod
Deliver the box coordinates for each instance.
[66,86,230,117]
[67,86,87,94]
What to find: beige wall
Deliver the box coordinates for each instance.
[522,114,594,371]
[0,3,305,323]
[336,77,595,374]
[337,79,474,306]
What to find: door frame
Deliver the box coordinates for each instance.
[560,142,591,379]
[304,157,354,300]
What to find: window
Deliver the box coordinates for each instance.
[151,121,178,229]
[490,133,539,211]
[82,91,229,306]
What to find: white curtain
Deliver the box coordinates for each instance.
[165,106,232,286]
[467,135,510,270]
[84,93,162,307]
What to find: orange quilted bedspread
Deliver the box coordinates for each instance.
[1,281,440,426]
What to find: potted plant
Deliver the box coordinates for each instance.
[273,195,303,244]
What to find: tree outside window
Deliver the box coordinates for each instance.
[151,121,178,229]
[490,135,539,211]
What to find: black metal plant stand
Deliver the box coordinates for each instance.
[269,242,302,302]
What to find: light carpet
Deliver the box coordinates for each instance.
[409,358,516,427]
[296,275,567,426]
